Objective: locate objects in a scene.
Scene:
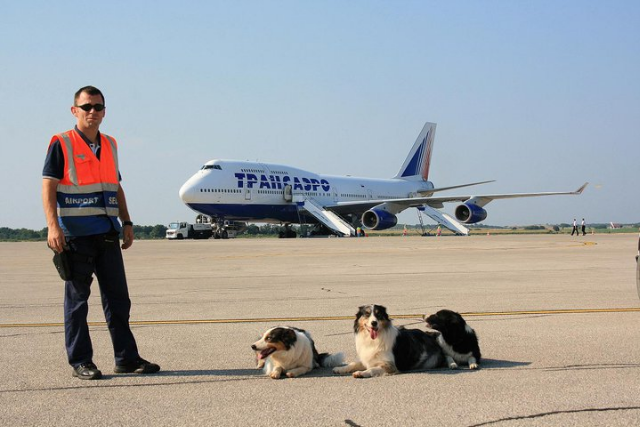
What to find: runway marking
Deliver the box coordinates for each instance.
[1,307,639,328]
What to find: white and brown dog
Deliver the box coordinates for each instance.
[252,326,344,379]
[333,304,443,378]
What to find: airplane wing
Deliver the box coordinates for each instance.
[327,182,589,215]
[418,180,495,195]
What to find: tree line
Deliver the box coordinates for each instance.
[0,225,168,242]
[1,224,309,240]
[1,222,638,242]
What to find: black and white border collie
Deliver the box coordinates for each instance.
[333,304,443,378]
[424,309,481,370]
[251,326,344,379]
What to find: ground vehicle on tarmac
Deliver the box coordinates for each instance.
[211,221,245,239]
[165,221,213,240]
[195,214,246,239]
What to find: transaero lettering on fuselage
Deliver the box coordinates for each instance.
[234,173,331,192]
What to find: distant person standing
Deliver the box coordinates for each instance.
[571,219,578,236]
[636,228,639,299]
[42,86,159,380]
[581,218,586,236]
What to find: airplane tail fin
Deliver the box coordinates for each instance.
[394,122,436,181]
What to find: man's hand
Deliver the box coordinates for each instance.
[117,185,133,250]
[121,225,134,250]
[42,178,66,253]
[47,224,66,253]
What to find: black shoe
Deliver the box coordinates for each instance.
[72,362,102,380]
[114,358,160,374]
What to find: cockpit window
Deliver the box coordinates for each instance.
[201,164,222,170]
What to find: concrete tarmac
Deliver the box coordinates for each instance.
[1,234,639,426]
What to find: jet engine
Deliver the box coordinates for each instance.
[454,203,488,224]
[362,209,398,230]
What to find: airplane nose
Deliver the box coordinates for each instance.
[180,171,207,204]
[179,180,196,203]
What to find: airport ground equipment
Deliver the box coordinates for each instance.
[165,221,213,240]
[295,197,355,237]
[194,214,246,239]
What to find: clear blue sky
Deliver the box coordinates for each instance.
[1,1,638,228]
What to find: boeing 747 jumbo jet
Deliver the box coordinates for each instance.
[179,122,587,237]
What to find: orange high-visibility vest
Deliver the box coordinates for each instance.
[51,129,121,236]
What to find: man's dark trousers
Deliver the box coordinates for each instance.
[64,233,139,367]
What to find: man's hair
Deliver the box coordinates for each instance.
[74,86,105,105]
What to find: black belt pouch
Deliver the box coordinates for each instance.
[52,249,73,281]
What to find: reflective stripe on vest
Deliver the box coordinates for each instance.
[58,133,79,185]
[57,182,119,194]
[104,134,119,181]
[58,207,120,217]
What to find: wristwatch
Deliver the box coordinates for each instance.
[123,220,134,227]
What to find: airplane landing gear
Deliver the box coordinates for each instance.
[278,224,297,238]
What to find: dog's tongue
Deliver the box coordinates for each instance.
[370,328,378,340]
[258,349,273,359]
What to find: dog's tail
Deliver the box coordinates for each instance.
[317,352,345,368]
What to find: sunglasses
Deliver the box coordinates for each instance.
[76,103,105,112]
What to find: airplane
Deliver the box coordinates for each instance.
[178,122,587,237]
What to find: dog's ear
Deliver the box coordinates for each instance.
[374,305,389,321]
[353,316,361,334]
[354,306,366,333]
[282,328,297,349]
[449,313,466,330]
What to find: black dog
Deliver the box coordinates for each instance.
[424,309,481,369]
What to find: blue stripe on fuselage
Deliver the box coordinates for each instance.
[186,203,318,224]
